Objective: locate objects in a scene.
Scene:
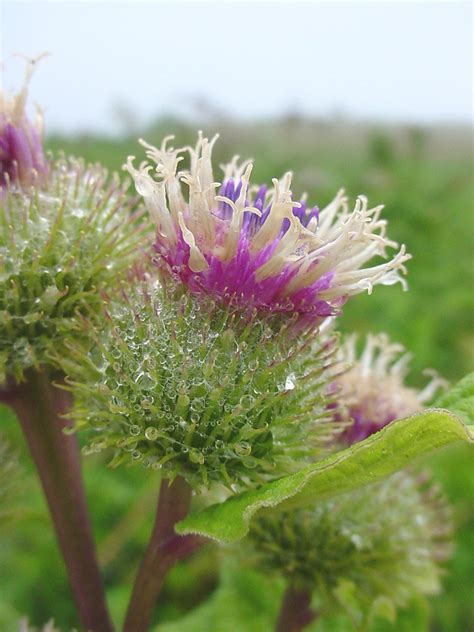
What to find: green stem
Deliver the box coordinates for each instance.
[276,585,316,632]
[123,475,204,632]
[2,370,113,632]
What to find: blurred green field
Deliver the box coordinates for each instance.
[0,118,472,631]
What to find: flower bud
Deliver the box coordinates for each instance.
[247,470,452,619]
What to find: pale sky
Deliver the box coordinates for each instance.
[1,1,473,134]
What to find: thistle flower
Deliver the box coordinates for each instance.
[1,54,49,189]
[334,333,447,444]
[124,133,410,323]
[247,470,452,622]
[0,154,149,382]
[60,281,342,491]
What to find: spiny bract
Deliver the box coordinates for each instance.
[61,282,342,491]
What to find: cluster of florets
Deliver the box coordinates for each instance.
[0,156,149,382]
[247,470,452,621]
[334,333,447,444]
[61,282,342,490]
[125,133,410,325]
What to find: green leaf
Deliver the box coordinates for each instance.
[434,372,474,426]
[177,407,473,543]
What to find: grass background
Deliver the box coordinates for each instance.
[0,117,472,630]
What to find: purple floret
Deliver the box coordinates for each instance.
[154,178,345,320]
[0,116,48,188]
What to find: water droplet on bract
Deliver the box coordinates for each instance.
[284,373,296,391]
[136,372,157,390]
[145,427,159,441]
[350,534,363,549]
[129,425,141,436]
[71,207,87,218]
[141,397,154,409]
[235,441,252,456]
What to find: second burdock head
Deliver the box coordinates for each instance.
[334,333,447,444]
[247,470,452,624]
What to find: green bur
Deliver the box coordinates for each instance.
[247,470,452,624]
[0,155,149,382]
[61,283,342,490]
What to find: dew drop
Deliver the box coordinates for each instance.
[145,427,159,441]
[234,441,252,456]
[284,372,296,391]
[136,372,157,389]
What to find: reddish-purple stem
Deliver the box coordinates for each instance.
[1,370,113,632]
[276,585,316,632]
[123,475,205,632]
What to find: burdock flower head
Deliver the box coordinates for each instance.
[0,54,49,189]
[125,133,410,324]
[0,63,150,382]
[335,333,447,444]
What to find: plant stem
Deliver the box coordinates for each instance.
[123,475,204,632]
[1,370,113,632]
[276,585,316,632]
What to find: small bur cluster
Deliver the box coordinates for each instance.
[63,283,342,490]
